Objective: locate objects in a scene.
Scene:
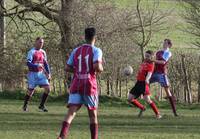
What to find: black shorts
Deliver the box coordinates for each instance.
[129,81,150,99]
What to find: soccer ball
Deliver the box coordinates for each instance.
[123,65,133,76]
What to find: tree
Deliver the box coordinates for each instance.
[0,0,5,90]
[182,0,200,47]
[0,0,5,55]
[1,0,75,58]
[131,0,168,61]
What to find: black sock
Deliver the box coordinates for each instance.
[23,95,30,107]
[39,93,48,107]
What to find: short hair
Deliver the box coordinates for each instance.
[85,27,96,42]
[145,50,154,55]
[164,39,172,46]
[36,37,43,41]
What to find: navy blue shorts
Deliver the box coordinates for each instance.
[150,73,170,87]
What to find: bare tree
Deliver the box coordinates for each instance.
[0,0,5,56]
[0,0,5,91]
[1,0,75,58]
[130,0,169,61]
[181,0,200,47]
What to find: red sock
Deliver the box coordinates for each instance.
[90,123,98,139]
[59,121,70,138]
[131,99,145,110]
[150,102,159,115]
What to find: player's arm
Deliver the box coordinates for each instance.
[43,52,51,79]
[153,51,172,65]
[153,59,166,65]
[93,48,103,73]
[93,62,103,73]
[65,64,74,73]
[145,72,152,84]
[65,49,76,73]
[44,61,50,74]
[145,63,154,84]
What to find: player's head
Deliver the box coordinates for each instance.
[35,37,44,49]
[145,50,154,62]
[163,39,172,49]
[85,27,96,44]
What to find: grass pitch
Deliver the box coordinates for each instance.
[0,98,200,139]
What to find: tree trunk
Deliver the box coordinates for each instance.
[140,46,145,61]
[181,55,192,104]
[58,78,62,95]
[52,78,56,94]
[110,80,114,96]
[0,0,4,48]
[198,67,200,103]
[107,77,110,95]
[58,0,74,56]
[119,79,122,98]
[0,0,5,91]
[115,67,120,96]
[125,78,128,98]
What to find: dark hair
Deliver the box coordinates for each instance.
[145,50,154,55]
[85,27,96,42]
[36,37,43,41]
[164,39,172,46]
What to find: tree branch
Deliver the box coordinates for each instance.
[14,0,59,22]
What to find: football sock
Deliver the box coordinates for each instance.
[90,123,98,139]
[131,99,145,110]
[23,95,30,107]
[150,102,159,115]
[169,96,177,115]
[59,121,70,138]
[39,93,48,107]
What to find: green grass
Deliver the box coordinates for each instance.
[1,98,200,139]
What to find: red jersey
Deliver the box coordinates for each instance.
[136,61,154,81]
[154,49,171,74]
[67,44,102,95]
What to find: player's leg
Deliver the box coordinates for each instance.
[164,86,178,116]
[149,73,160,99]
[38,72,50,112]
[23,88,35,111]
[88,109,98,139]
[161,74,178,116]
[143,95,161,119]
[38,85,50,112]
[58,105,81,139]
[144,83,161,118]
[128,93,145,111]
[57,93,83,139]
[128,82,145,111]
[84,95,99,139]
[23,72,36,111]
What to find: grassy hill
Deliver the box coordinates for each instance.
[113,0,199,52]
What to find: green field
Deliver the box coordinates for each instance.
[0,98,200,139]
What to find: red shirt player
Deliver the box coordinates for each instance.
[128,50,162,119]
[57,27,103,139]
[150,39,178,117]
